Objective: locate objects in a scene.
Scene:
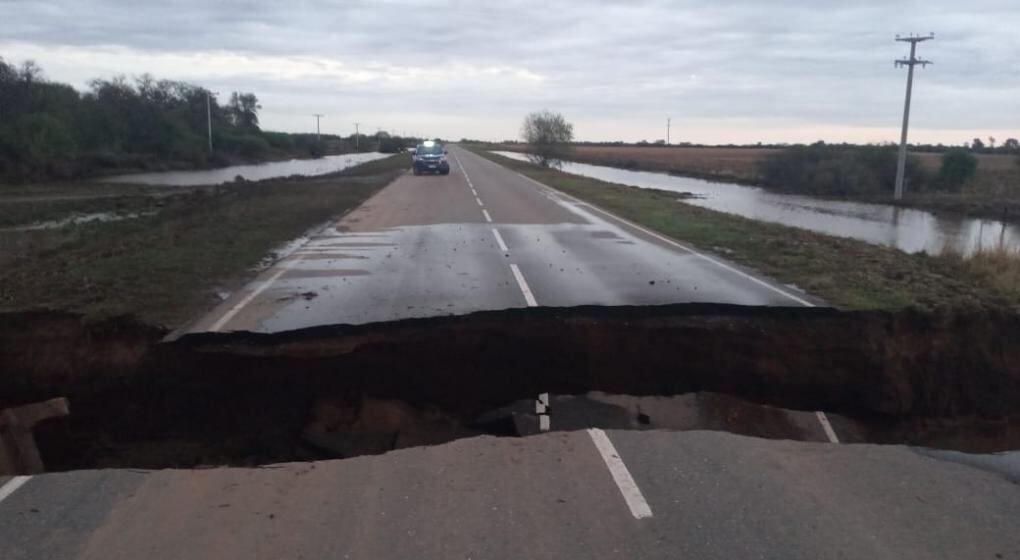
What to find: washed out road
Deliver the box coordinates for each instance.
[189,145,816,333]
[4,148,1020,558]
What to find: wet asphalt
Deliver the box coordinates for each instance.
[190,145,817,334]
[3,431,1019,559]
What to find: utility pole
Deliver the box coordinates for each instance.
[667,117,671,145]
[893,33,934,200]
[312,113,324,143]
[354,122,360,151]
[206,91,218,153]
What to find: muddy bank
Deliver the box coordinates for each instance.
[2,304,1019,470]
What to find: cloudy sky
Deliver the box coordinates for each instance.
[2,0,1018,144]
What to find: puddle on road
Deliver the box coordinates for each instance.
[283,269,372,279]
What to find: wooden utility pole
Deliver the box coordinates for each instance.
[893,33,934,200]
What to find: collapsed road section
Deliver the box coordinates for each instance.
[2,304,1019,472]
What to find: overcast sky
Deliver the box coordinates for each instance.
[2,0,1018,144]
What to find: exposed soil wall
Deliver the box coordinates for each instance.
[2,304,1019,470]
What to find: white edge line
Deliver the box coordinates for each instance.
[587,429,653,519]
[510,170,816,307]
[0,475,31,504]
[815,411,840,443]
[482,209,493,223]
[509,263,538,307]
[475,196,484,207]
[209,259,300,332]
[492,228,509,252]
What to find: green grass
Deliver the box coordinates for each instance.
[470,148,1020,311]
[0,154,410,326]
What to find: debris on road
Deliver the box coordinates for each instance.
[0,398,70,475]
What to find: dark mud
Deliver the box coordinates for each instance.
[2,304,1019,471]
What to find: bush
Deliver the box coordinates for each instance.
[219,133,271,159]
[377,135,406,154]
[937,149,978,192]
[759,144,926,196]
[263,131,296,151]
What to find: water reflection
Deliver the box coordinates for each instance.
[492,151,1020,256]
[102,152,389,187]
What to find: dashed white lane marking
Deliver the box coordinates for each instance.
[475,196,484,207]
[0,476,31,505]
[492,228,509,252]
[509,263,538,307]
[587,429,653,519]
[452,151,474,189]
[209,258,301,331]
[482,209,493,223]
[510,170,816,307]
[815,411,840,443]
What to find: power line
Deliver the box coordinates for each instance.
[893,33,934,201]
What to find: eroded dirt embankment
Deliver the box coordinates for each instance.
[2,304,1019,471]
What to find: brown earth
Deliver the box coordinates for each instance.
[2,305,1019,471]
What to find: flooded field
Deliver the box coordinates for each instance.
[103,152,389,186]
[492,151,1020,256]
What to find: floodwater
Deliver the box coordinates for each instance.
[492,152,1020,256]
[4,211,157,231]
[102,152,389,187]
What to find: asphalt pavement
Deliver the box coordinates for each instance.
[2,430,1019,559]
[187,145,817,333]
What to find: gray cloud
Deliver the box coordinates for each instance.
[1,0,1018,142]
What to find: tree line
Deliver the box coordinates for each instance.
[0,58,389,183]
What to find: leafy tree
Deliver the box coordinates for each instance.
[971,138,985,152]
[938,148,978,191]
[520,110,574,167]
[14,113,77,162]
[0,59,325,182]
[228,92,261,129]
[1003,138,1019,152]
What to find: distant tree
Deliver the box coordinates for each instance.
[971,137,985,152]
[938,148,978,191]
[19,60,43,83]
[520,110,573,167]
[227,92,261,130]
[0,59,327,181]
[14,113,77,162]
[1003,138,1019,152]
[989,136,996,150]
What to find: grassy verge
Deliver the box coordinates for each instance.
[470,148,1020,311]
[0,154,409,326]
